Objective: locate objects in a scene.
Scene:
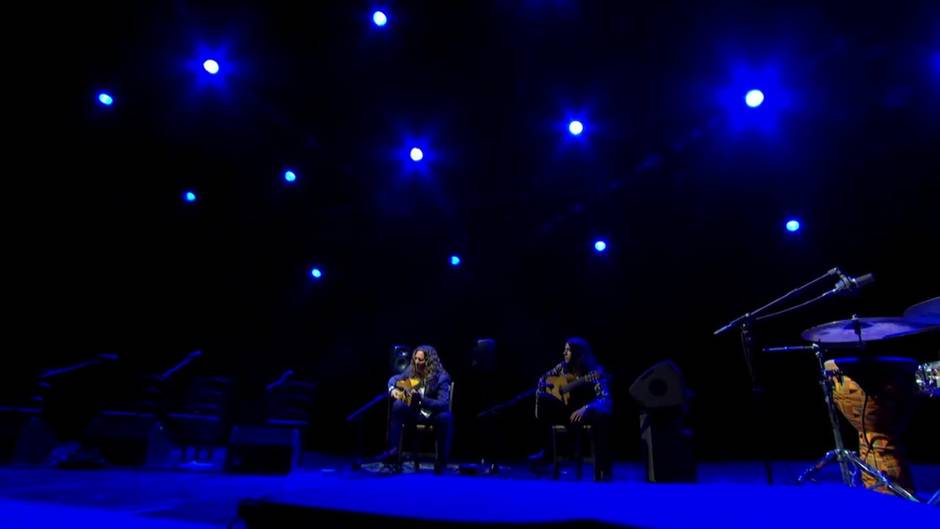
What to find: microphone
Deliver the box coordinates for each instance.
[832,271,875,294]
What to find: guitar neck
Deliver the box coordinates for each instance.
[559,372,598,393]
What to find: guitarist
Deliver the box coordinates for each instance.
[375,345,453,474]
[530,337,613,480]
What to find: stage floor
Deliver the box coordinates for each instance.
[1,454,937,528]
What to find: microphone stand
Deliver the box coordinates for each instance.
[141,350,205,421]
[476,388,536,419]
[346,391,391,469]
[714,268,841,484]
[473,380,554,475]
[265,370,294,393]
[158,350,203,383]
[713,268,839,336]
[35,354,122,411]
[38,354,119,380]
[346,392,388,423]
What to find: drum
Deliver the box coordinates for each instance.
[823,356,918,492]
[915,360,940,398]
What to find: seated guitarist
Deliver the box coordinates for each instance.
[375,345,453,473]
[530,337,613,480]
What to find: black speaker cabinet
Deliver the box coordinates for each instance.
[224,425,301,474]
[0,407,57,465]
[639,410,697,483]
[630,360,696,483]
[84,411,174,466]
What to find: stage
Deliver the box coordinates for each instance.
[1,455,937,528]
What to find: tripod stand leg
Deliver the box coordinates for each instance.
[799,449,919,502]
[928,488,940,506]
[842,452,919,502]
[797,449,842,485]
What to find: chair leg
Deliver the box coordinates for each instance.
[412,431,420,471]
[575,428,584,480]
[411,426,421,472]
[552,428,561,480]
[397,424,405,467]
[401,426,420,471]
[591,430,600,481]
[433,437,443,474]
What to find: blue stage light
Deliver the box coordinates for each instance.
[450,255,461,267]
[373,11,388,27]
[785,219,800,232]
[183,191,197,203]
[745,89,764,108]
[594,240,607,252]
[97,92,113,106]
[284,170,297,183]
[310,267,323,279]
[203,59,220,75]
[410,147,424,162]
[568,120,584,136]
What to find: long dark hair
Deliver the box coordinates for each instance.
[566,337,601,373]
[405,345,447,386]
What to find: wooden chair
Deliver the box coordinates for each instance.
[390,382,454,471]
[550,423,598,481]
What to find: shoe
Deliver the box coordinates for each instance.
[527,450,549,463]
[527,450,550,466]
[528,450,552,474]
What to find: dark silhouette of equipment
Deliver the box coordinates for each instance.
[629,359,696,483]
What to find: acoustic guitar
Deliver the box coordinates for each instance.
[392,377,423,406]
[539,371,601,406]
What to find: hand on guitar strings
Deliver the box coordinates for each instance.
[570,405,588,423]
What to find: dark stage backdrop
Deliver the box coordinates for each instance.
[8,1,939,462]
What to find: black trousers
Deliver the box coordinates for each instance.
[389,400,453,464]
[535,395,611,473]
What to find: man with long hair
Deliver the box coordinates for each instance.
[376,345,453,473]
[530,337,613,480]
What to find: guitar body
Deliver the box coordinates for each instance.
[536,371,601,418]
[543,374,577,406]
[394,377,423,405]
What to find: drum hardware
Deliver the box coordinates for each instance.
[773,344,920,501]
[715,267,871,484]
[915,360,939,398]
[779,299,940,502]
[717,273,934,498]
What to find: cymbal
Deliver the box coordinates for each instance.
[801,317,940,344]
[903,296,940,324]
